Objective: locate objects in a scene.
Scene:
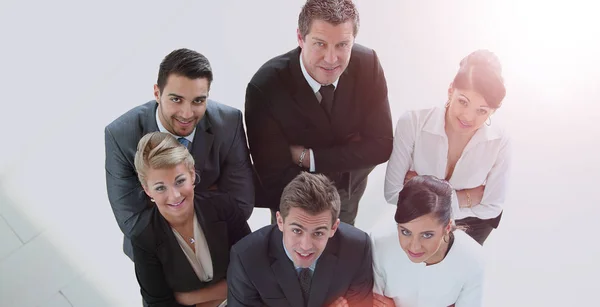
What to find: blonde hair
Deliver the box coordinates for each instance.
[134,132,195,187]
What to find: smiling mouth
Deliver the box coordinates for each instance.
[408,250,425,257]
[168,198,185,207]
[458,118,473,127]
[296,251,314,258]
[175,118,194,125]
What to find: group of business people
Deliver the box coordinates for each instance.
[104,0,511,306]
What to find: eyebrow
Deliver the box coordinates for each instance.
[311,37,350,45]
[152,174,186,187]
[399,226,435,234]
[168,93,207,100]
[290,223,328,232]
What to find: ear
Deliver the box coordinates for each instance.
[446,220,453,233]
[153,84,161,103]
[447,83,454,97]
[142,185,152,199]
[297,28,304,48]
[329,218,341,237]
[276,211,285,232]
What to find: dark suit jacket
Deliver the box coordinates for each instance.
[227,223,374,307]
[105,100,254,259]
[245,44,393,210]
[132,192,251,307]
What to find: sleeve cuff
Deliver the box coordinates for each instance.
[309,149,315,172]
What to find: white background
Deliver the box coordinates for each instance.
[0,0,599,306]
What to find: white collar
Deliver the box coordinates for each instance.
[299,52,339,93]
[155,106,196,142]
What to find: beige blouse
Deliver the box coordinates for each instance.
[172,213,213,282]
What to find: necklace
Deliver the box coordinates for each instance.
[189,237,195,244]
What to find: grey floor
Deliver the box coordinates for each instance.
[1,0,599,306]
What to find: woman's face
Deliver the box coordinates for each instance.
[446,86,494,135]
[397,213,450,264]
[143,163,195,224]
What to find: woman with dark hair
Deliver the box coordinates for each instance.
[384,49,511,245]
[372,175,484,307]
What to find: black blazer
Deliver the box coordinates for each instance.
[105,100,255,259]
[227,223,374,307]
[132,192,251,307]
[245,44,393,210]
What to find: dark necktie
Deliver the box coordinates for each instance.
[319,85,335,117]
[298,268,312,305]
[177,137,191,151]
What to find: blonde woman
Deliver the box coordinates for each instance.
[132,132,250,307]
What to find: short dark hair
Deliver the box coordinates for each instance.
[395,175,453,227]
[452,49,506,109]
[298,0,360,40]
[279,172,340,225]
[156,48,213,93]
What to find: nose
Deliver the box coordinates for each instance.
[324,47,338,64]
[409,238,421,252]
[168,187,182,202]
[180,103,193,119]
[299,234,313,251]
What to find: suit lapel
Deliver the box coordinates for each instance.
[195,201,229,282]
[330,64,356,128]
[288,48,331,130]
[191,110,214,190]
[269,229,305,307]
[144,101,160,134]
[307,237,339,307]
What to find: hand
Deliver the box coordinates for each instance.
[373,293,395,307]
[328,296,349,307]
[457,185,485,208]
[174,291,194,306]
[289,145,310,168]
[404,170,418,185]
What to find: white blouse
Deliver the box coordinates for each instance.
[384,107,511,220]
[370,215,485,307]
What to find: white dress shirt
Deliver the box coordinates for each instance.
[384,107,511,220]
[370,213,485,307]
[299,53,339,172]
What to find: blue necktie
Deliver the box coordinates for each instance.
[177,137,190,150]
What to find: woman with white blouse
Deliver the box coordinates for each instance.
[384,50,511,245]
[372,175,484,307]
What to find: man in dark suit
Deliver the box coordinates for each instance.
[227,172,373,307]
[105,48,254,260]
[245,0,393,225]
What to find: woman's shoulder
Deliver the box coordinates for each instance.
[449,230,485,270]
[130,207,165,250]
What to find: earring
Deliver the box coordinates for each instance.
[443,233,449,243]
[485,116,492,126]
[445,99,451,108]
[150,198,155,203]
[193,172,201,186]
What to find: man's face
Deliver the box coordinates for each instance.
[154,74,209,137]
[277,207,340,268]
[297,19,355,85]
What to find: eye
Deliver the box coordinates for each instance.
[292,228,302,235]
[422,233,434,239]
[176,178,186,185]
[155,186,166,192]
[193,98,206,104]
[313,232,324,237]
[459,99,468,106]
[315,42,325,47]
[401,229,411,236]
[170,97,181,103]
[477,109,488,115]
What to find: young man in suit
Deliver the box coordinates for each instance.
[105,48,254,260]
[245,0,393,225]
[227,172,374,307]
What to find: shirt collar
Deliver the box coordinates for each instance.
[423,106,502,142]
[299,52,339,93]
[282,239,318,272]
[155,106,195,142]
